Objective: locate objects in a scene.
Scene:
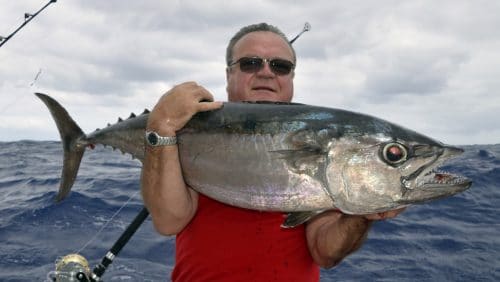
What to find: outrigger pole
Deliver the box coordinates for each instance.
[0,0,57,48]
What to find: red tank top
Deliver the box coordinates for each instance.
[172,194,320,282]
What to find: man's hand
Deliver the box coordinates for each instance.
[306,207,406,268]
[363,208,406,221]
[147,81,223,135]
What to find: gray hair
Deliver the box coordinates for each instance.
[225,23,296,66]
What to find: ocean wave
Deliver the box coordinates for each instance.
[0,141,498,281]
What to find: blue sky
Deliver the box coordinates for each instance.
[1,0,499,145]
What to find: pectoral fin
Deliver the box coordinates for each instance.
[281,211,325,228]
[273,128,338,175]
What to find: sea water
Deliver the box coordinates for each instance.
[0,141,498,281]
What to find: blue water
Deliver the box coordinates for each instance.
[0,141,498,281]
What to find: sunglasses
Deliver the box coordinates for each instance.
[228,57,295,76]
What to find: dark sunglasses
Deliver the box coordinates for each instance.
[228,57,295,76]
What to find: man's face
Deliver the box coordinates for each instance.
[226,31,295,103]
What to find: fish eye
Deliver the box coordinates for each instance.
[382,143,408,165]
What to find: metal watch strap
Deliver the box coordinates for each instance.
[145,131,177,146]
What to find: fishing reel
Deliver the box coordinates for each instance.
[48,253,92,282]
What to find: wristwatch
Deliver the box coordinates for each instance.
[145,131,177,146]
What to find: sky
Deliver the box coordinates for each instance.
[1,0,499,145]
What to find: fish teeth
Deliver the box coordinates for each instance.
[419,170,469,186]
[424,169,449,176]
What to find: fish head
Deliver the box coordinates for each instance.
[325,133,472,214]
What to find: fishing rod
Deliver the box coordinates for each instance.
[90,207,149,281]
[290,22,311,44]
[0,0,57,48]
[47,22,311,281]
[51,207,150,282]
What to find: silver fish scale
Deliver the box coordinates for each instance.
[178,130,335,211]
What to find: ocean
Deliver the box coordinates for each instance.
[0,141,498,281]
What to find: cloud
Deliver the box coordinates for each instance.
[362,48,469,99]
[1,0,499,145]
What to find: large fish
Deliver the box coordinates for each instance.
[36,93,471,227]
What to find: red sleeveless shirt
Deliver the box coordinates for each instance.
[172,194,320,282]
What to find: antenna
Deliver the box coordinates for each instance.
[289,22,311,44]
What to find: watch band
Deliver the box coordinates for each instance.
[145,131,177,146]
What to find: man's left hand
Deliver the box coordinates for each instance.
[363,208,406,221]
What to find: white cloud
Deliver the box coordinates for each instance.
[1,0,499,145]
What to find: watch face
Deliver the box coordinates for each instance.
[147,132,158,145]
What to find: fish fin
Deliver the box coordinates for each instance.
[274,128,338,174]
[281,211,324,228]
[288,128,339,148]
[36,93,87,202]
[273,149,324,174]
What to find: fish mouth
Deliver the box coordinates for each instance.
[417,169,471,190]
[399,146,472,203]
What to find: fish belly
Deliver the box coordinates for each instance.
[178,132,334,212]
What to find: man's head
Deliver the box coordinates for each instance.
[225,23,296,103]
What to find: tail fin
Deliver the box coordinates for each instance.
[36,93,87,202]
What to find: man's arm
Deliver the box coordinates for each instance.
[306,209,404,268]
[141,82,223,235]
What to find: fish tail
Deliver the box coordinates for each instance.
[35,92,88,202]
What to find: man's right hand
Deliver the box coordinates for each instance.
[146,81,223,135]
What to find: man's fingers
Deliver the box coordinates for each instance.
[197,101,224,112]
[363,207,406,221]
[194,87,216,103]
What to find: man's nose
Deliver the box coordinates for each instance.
[256,61,276,77]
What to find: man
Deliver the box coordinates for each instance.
[141,23,403,281]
